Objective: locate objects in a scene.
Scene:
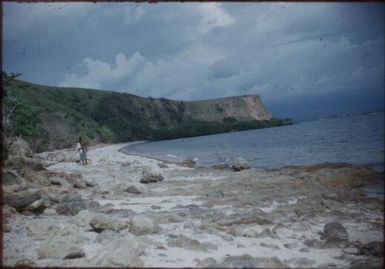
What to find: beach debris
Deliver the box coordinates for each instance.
[231,157,250,171]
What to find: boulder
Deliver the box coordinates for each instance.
[284,257,316,267]
[130,215,160,235]
[158,162,168,168]
[56,202,86,216]
[86,200,101,209]
[196,257,217,267]
[358,241,384,257]
[139,171,164,184]
[3,224,12,233]
[86,237,144,267]
[125,183,148,194]
[37,238,85,259]
[89,214,122,233]
[43,208,57,216]
[231,157,250,171]
[7,137,33,158]
[3,169,29,186]
[182,159,197,168]
[167,235,217,251]
[64,173,88,188]
[3,205,18,217]
[321,222,349,244]
[23,198,46,213]
[216,255,286,268]
[59,193,83,203]
[4,188,41,211]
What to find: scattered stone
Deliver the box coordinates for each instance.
[23,198,46,213]
[88,237,144,267]
[284,257,316,267]
[37,239,85,259]
[343,247,360,255]
[60,193,83,203]
[322,192,340,201]
[86,200,101,209]
[125,183,148,194]
[216,255,286,268]
[4,188,41,211]
[196,257,217,267]
[358,241,384,257]
[231,157,250,171]
[140,171,164,184]
[260,242,280,250]
[168,235,208,251]
[3,224,12,233]
[158,162,168,168]
[321,222,349,244]
[182,159,197,168]
[211,163,231,170]
[3,205,19,217]
[89,214,124,233]
[206,190,225,198]
[56,202,86,216]
[255,228,278,239]
[130,215,160,235]
[3,169,29,186]
[7,137,33,158]
[283,242,298,249]
[350,258,383,268]
[15,259,36,267]
[43,208,57,215]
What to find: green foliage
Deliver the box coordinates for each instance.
[215,104,224,113]
[2,74,292,151]
[10,102,43,137]
[151,117,292,141]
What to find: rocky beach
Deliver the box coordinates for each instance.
[2,138,384,268]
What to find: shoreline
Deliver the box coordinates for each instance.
[120,141,385,173]
[3,142,384,267]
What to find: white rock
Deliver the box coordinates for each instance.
[125,183,148,194]
[130,215,160,235]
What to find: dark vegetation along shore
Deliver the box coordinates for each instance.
[2,72,291,152]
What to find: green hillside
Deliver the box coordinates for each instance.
[2,72,291,152]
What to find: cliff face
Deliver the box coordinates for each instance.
[3,77,274,151]
[184,95,272,122]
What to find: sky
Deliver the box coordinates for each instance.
[3,2,385,119]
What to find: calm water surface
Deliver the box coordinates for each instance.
[122,113,384,171]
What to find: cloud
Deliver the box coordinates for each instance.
[4,2,384,113]
[197,3,235,34]
[3,2,88,40]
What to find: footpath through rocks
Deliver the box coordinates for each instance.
[2,139,384,268]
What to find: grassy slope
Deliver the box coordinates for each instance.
[2,76,291,152]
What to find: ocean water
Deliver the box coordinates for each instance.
[122,112,384,171]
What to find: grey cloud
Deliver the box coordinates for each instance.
[3,2,384,116]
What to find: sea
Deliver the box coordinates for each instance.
[122,112,384,172]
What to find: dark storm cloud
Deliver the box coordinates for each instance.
[3,2,384,116]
